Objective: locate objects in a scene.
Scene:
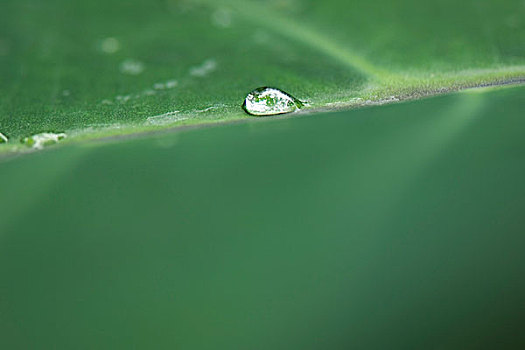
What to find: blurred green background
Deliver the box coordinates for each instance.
[1,86,525,348]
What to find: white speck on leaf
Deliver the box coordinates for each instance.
[195,104,227,113]
[166,80,178,88]
[146,112,187,126]
[120,59,144,75]
[100,37,120,54]
[211,8,233,28]
[116,95,131,103]
[190,59,217,77]
[23,132,67,150]
[154,80,178,90]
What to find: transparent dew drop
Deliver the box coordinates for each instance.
[243,87,303,116]
[22,132,67,150]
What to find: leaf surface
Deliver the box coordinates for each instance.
[0,0,523,147]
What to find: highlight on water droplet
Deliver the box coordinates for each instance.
[0,132,8,143]
[242,87,303,116]
[22,132,67,150]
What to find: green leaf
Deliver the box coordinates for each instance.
[1,85,525,348]
[1,1,525,346]
[0,0,524,148]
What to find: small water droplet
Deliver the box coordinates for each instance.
[190,59,217,77]
[242,87,303,116]
[154,80,178,90]
[0,132,8,144]
[120,59,144,75]
[100,37,120,54]
[22,132,66,150]
[116,95,131,103]
[211,8,233,28]
[165,80,178,88]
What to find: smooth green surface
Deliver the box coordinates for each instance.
[1,0,524,145]
[1,86,525,349]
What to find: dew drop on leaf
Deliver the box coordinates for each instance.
[22,132,67,150]
[242,87,303,116]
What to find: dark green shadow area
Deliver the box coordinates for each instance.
[1,86,525,349]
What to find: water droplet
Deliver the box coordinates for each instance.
[190,59,217,77]
[100,37,120,54]
[154,80,178,90]
[0,132,8,144]
[120,59,144,75]
[116,95,132,103]
[242,87,303,116]
[165,80,178,89]
[211,8,233,28]
[22,132,67,150]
